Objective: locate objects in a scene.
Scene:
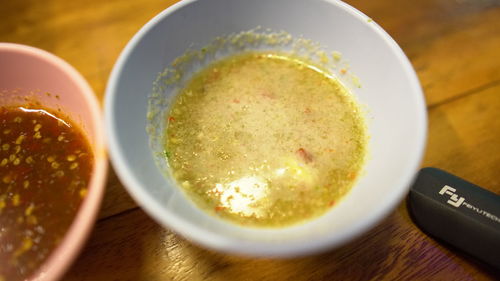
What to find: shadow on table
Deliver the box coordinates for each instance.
[62,202,498,281]
[62,207,397,280]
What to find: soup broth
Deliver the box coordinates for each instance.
[164,52,366,227]
[0,106,93,281]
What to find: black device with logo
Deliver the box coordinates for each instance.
[409,167,500,269]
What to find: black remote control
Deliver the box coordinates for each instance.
[409,167,500,269]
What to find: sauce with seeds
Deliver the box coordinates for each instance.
[0,106,93,281]
[165,52,367,227]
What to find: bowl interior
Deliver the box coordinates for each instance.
[0,46,97,142]
[106,0,426,256]
[0,43,107,280]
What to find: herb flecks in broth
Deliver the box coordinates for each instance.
[0,106,93,281]
[165,52,367,227]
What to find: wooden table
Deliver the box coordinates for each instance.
[2,0,500,280]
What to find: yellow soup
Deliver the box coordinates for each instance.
[164,52,367,227]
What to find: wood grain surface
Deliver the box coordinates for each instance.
[1,0,499,280]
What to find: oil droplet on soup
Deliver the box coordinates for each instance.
[165,52,367,227]
[0,106,93,281]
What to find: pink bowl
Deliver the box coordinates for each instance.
[0,43,107,281]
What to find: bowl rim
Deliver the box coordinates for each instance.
[105,0,427,257]
[0,42,108,280]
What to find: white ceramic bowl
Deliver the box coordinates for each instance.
[105,0,427,257]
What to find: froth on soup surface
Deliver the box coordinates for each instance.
[164,52,367,227]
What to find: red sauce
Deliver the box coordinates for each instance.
[0,106,93,281]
